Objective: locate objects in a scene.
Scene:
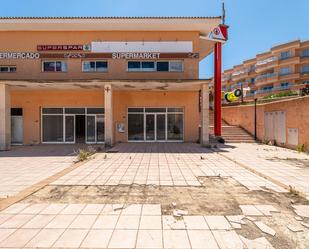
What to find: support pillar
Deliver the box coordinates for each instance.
[104,84,113,147]
[214,42,222,137]
[0,84,11,150]
[201,83,210,146]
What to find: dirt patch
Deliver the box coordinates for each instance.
[23,176,309,249]
[266,157,309,169]
[25,176,308,215]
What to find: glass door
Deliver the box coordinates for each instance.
[86,114,105,144]
[86,115,96,143]
[145,114,155,141]
[156,114,166,141]
[65,115,75,143]
[96,114,105,143]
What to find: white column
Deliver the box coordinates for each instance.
[104,84,114,146]
[0,84,11,150]
[201,83,210,146]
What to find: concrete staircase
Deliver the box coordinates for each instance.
[209,110,256,143]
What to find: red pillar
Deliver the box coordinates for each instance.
[214,42,222,137]
[213,24,228,137]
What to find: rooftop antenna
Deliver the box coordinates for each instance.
[222,2,226,25]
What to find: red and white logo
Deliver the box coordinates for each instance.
[207,26,228,43]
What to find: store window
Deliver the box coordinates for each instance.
[157,62,169,71]
[127,61,183,72]
[41,107,104,144]
[0,66,16,73]
[128,114,145,141]
[169,61,183,72]
[127,107,184,142]
[83,61,108,72]
[42,115,64,142]
[42,61,67,72]
[167,113,184,140]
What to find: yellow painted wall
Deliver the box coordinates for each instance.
[11,90,200,144]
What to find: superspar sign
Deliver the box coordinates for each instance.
[37,45,91,51]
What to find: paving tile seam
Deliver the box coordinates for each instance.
[0,157,95,212]
[213,149,308,199]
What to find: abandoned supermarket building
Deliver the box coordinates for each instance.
[0,17,228,150]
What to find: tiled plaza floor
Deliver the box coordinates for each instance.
[51,143,286,192]
[0,145,77,198]
[0,203,275,249]
[217,143,309,199]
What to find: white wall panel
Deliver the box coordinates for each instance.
[91,41,193,53]
[264,111,286,144]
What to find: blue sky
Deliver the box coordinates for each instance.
[0,0,308,78]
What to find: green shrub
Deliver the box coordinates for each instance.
[76,149,93,162]
[296,144,305,153]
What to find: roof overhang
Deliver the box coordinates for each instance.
[0,17,221,35]
[3,79,210,91]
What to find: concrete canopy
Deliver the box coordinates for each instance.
[3,79,210,91]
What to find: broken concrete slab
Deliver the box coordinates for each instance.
[254,221,276,236]
[239,205,264,216]
[254,205,280,216]
[294,216,303,221]
[173,209,188,217]
[230,222,242,229]
[301,222,309,229]
[240,235,275,249]
[287,224,304,232]
[226,215,246,224]
[292,205,309,218]
[244,216,257,222]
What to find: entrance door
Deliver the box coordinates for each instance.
[86,115,105,144]
[11,108,23,145]
[86,115,96,143]
[145,113,166,141]
[11,116,23,145]
[156,114,166,141]
[65,115,75,143]
[145,114,155,141]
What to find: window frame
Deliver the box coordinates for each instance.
[82,60,108,72]
[0,65,16,73]
[279,50,291,60]
[301,48,309,58]
[127,60,184,72]
[42,61,68,73]
[301,65,309,74]
[279,67,291,76]
[127,107,184,142]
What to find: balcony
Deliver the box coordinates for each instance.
[231,68,249,81]
[255,57,278,73]
[255,72,278,86]
[301,72,309,79]
[222,75,232,83]
[278,56,300,66]
[278,72,300,81]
